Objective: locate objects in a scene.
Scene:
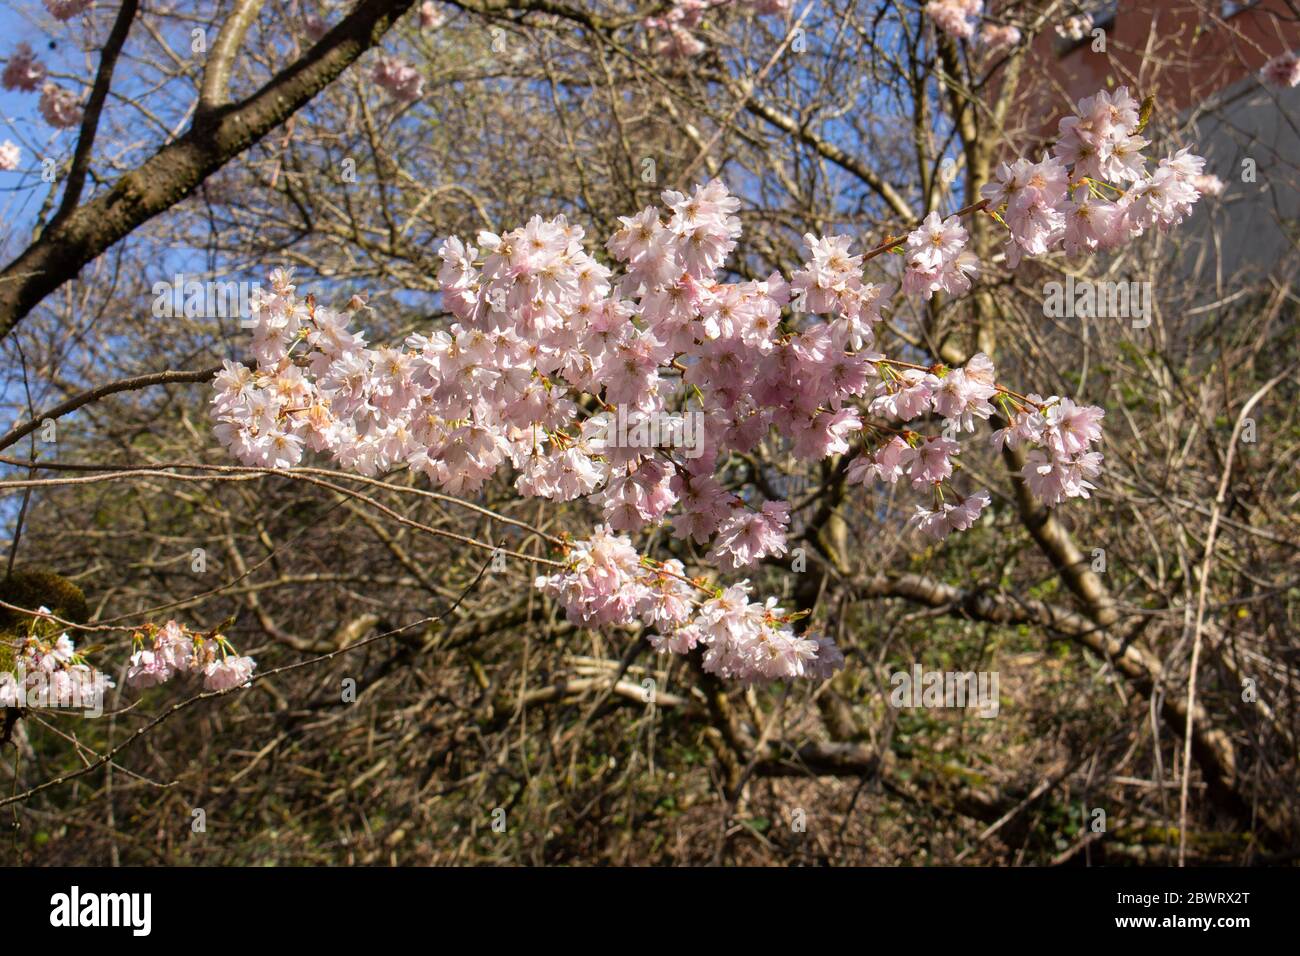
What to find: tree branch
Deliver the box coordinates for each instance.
[0,0,417,344]
[50,0,140,229]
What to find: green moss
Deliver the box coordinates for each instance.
[0,567,89,639]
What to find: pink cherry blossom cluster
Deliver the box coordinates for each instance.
[1055,14,1093,41]
[6,36,82,129]
[979,23,1020,49]
[303,14,329,42]
[924,0,982,40]
[0,608,115,709]
[847,353,998,539]
[39,81,82,128]
[982,86,1206,267]
[0,140,20,171]
[371,54,424,103]
[995,398,1105,506]
[1192,173,1225,198]
[535,526,843,684]
[43,0,92,21]
[1260,51,1300,89]
[845,356,1106,534]
[2,42,45,92]
[307,3,446,45]
[420,1,446,31]
[644,0,791,60]
[901,212,979,299]
[126,620,257,693]
[923,1,1022,48]
[207,87,1202,682]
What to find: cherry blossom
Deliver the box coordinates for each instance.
[39,82,82,127]
[372,54,424,104]
[979,23,1020,49]
[708,500,791,570]
[1260,51,1300,89]
[125,620,257,692]
[1192,173,1225,198]
[3,43,46,92]
[982,86,1207,265]
[0,608,114,710]
[925,0,982,41]
[0,140,20,171]
[204,87,1205,684]
[43,0,92,21]
[913,489,991,540]
[846,434,909,485]
[642,0,794,60]
[420,2,446,31]
[1056,14,1092,41]
[902,212,978,299]
[993,395,1107,506]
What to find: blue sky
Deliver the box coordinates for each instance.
[0,2,69,257]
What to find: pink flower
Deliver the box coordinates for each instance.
[1021,450,1102,505]
[420,1,446,30]
[594,458,677,531]
[912,489,991,539]
[708,501,790,570]
[980,24,1020,49]
[195,153,1192,683]
[639,559,695,629]
[1192,173,1225,197]
[44,0,93,21]
[39,82,82,128]
[303,15,329,41]
[1261,52,1300,89]
[1123,148,1205,231]
[649,624,702,656]
[1062,188,1124,255]
[672,474,736,544]
[645,20,707,59]
[847,435,909,485]
[805,634,846,681]
[535,525,650,628]
[791,233,864,315]
[902,435,959,487]
[870,369,935,421]
[690,585,819,683]
[924,0,981,40]
[203,655,257,692]
[372,55,424,103]
[981,155,1069,264]
[0,141,20,171]
[3,43,45,92]
[902,212,978,300]
[1043,398,1105,457]
[126,650,170,689]
[931,356,996,432]
[792,407,861,459]
[662,180,742,277]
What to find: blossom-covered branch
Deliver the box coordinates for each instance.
[207,87,1207,684]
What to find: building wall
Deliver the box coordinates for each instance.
[1023,0,1300,279]
[1041,1,1300,110]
